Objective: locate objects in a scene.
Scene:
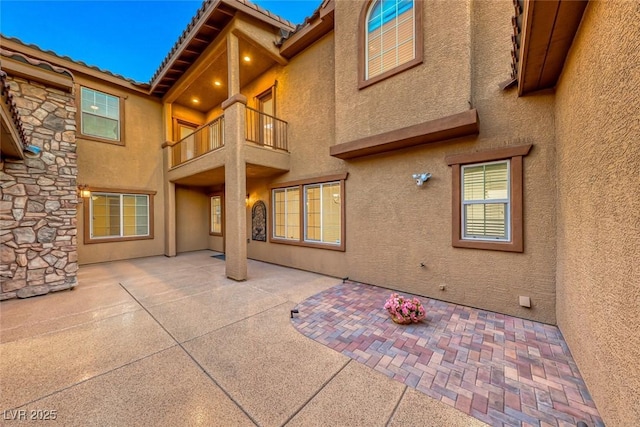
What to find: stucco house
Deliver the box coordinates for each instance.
[0,0,638,425]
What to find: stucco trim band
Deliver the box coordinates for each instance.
[330,109,479,160]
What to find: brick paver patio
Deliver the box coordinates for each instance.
[291,281,603,427]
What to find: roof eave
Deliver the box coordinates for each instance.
[279,0,335,59]
[516,0,589,96]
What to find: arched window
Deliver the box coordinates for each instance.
[360,0,422,88]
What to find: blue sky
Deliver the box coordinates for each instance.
[0,1,320,82]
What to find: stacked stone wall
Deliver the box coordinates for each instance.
[1,76,78,299]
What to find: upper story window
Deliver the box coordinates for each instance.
[360,0,423,89]
[80,87,123,144]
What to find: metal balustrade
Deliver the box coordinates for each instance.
[171,115,224,167]
[245,107,288,151]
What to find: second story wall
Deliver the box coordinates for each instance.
[75,76,165,264]
[334,0,472,144]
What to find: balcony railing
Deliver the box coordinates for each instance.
[171,115,224,167]
[246,107,288,151]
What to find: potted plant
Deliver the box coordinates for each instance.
[384,293,426,324]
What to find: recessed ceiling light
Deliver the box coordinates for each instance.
[192,98,200,104]
[243,56,251,62]
[214,81,222,86]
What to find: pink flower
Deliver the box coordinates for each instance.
[384,293,426,324]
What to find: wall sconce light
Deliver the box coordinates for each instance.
[246,194,250,206]
[24,144,42,155]
[412,173,432,187]
[77,184,91,199]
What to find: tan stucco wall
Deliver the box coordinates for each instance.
[334,0,472,144]
[77,76,165,264]
[554,1,640,424]
[172,104,206,128]
[175,185,210,253]
[243,34,348,278]
[323,0,557,323]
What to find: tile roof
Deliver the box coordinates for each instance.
[1,46,74,79]
[0,70,28,149]
[150,0,296,86]
[0,35,144,85]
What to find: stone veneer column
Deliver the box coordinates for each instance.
[0,76,78,299]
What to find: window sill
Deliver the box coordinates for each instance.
[269,237,345,252]
[78,133,124,146]
[358,57,423,90]
[452,238,523,253]
[84,235,153,245]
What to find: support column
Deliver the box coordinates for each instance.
[164,180,176,257]
[162,102,177,257]
[223,33,247,281]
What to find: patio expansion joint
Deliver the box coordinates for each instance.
[117,282,262,427]
[4,345,179,411]
[180,300,291,346]
[280,358,352,427]
[384,385,408,427]
[0,304,144,345]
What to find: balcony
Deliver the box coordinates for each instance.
[245,107,288,151]
[167,107,290,184]
[171,115,224,168]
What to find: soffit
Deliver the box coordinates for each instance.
[173,37,277,114]
[514,0,588,95]
[172,163,285,186]
[150,0,294,99]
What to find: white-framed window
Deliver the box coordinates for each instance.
[461,160,510,241]
[272,186,300,240]
[80,87,121,141]
[366,0,415,80]
[89,193,149,239]
[210,195,223,235]
[304,182,341,245]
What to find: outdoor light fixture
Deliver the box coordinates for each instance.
[77,184,91,199]
[24,145,41,155]
[214,81,222,86]
[243,56,251,62]
[246,194,250,206]
[412,173,432,186]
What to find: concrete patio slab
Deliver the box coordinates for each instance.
[6,346,254,427]
[286,360,405,427]
[389,387,488,427]
[147,282,287,343]
[0,283,137,343]
[1,309,174,409]
[184,303,350,427]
